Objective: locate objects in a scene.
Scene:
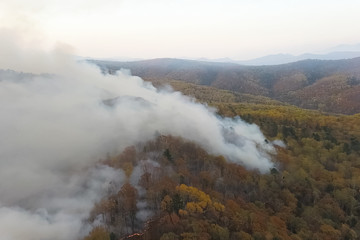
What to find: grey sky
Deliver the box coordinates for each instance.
[1,0,360,60]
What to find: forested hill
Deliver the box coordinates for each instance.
[83,80,360,240]
[90,57,360,114]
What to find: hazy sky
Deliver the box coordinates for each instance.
[1,0,360,60]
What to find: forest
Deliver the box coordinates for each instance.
[3,1,360,240]
[83,80,360,240]
[91,57,360,114]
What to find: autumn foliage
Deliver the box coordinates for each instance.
[83,87,360,240]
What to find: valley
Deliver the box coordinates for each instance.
[92,58,360,115]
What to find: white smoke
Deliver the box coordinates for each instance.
[0,29,275,239]
[129,160,161,223]
[0,164,125,240]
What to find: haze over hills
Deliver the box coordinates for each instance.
[89,50,360,66]
[328,43,360,52]
[235,51,360,66]
[84,42,360,65]
[91,57,360,115]
[196,43,360,65]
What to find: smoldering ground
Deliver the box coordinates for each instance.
[0,30,276,239]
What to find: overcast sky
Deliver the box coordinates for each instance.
[1,0,360,60]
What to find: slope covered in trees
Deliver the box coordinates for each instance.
[83,82,360,240]
[90,57,360,114]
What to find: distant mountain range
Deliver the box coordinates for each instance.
[90,57,360,114]
[197,51,360,66]
[88,43,360,66]
[198,43,360,65]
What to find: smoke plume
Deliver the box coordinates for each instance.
[0,29,275,239]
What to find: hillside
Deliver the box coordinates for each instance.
[91,57,360,114]
[83,82,360,240]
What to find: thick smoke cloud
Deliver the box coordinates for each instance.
[0,29,275,239]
